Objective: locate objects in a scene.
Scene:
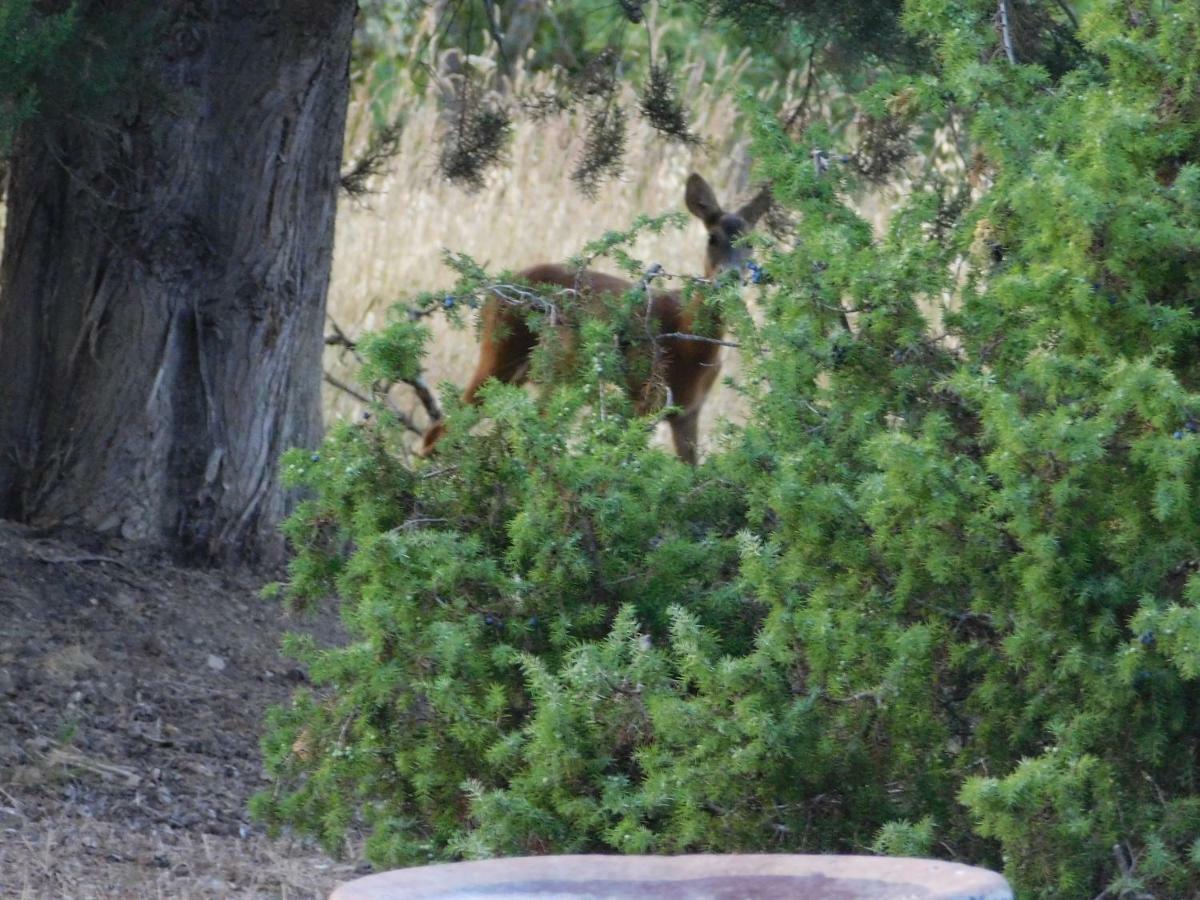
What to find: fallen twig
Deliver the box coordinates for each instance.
[45,747,141,787]
[28,550,135,572]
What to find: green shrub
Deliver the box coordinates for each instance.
[257,3,1200,895]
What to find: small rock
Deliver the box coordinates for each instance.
[142,635,166,657]
[41,645,99,681]
[0,668,13,696]
[206,654,226,672]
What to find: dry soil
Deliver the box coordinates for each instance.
[0,522,360,898]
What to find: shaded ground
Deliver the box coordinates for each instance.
[0,522,360,898]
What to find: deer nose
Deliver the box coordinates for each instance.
[720,249,756,285]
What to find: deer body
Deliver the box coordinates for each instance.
[420,174,768,464]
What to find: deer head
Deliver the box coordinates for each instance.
[684,173,772,280]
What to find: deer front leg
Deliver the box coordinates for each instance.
[418,303,534,456]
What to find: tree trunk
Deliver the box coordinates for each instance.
[0,1,356,564]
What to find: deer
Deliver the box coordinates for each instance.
[418,173,771,465]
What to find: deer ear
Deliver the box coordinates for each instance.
[685,174,722,226]
[735,183,773,227]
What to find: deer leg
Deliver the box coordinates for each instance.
[667,407,701,465]
[419,304,534,456]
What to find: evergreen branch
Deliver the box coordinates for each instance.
[340,116,405,197]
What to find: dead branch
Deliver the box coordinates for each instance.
[655,332,741,349]
[998,0,1017,64]
[404,374,443,423]
[323,372,421,434]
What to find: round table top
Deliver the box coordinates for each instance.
[330,853,1012,899]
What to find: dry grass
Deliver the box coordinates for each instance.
[324,55,794,457]
[0,815,357,899]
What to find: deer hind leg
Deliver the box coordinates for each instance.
[667,406,701,465]
[418,303,535,456]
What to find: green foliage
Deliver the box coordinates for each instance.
[1,0,160,160]
[261,2,1200,896]
[872,816,935,858]
[0,0,78,152]
[694,0,919,71]
[960,754,1120,896]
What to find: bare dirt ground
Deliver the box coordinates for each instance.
[0,521,362,898]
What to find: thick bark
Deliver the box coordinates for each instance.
[0,1,356,564]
